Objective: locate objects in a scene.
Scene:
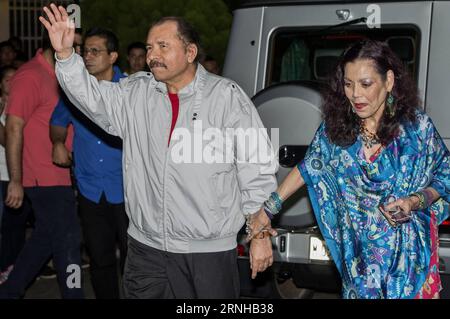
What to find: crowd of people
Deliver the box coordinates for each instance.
[0,2,449,300]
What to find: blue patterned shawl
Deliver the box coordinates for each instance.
[298,112,450,299]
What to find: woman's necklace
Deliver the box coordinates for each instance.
[359,123,381,148]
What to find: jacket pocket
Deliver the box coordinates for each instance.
[209,165,238,220]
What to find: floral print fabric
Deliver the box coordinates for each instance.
[298,112,450,298]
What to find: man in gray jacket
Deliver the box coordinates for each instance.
[40,4,278,299]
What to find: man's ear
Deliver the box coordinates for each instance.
[186,43,198,64]
[110,51,119,65]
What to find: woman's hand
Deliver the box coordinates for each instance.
[379,196,418,226]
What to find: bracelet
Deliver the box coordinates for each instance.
[245,213,263,238]
[263,207,274,220]
[410,192,425,210]
[245,215,252,237]
[263,192,284,217]
[245,214,271,241]
[271,192,283,211]
[410,189,436,211]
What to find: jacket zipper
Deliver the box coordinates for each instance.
[162,93,173,251]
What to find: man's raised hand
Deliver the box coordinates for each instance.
[39,3,75,59]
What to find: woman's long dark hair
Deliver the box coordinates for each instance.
[322,40,420,147]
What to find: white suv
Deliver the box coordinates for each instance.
[223,0,450,298]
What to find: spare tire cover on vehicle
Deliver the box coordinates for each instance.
[252,82,323,228]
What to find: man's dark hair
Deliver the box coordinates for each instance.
[84,27,119,53]
[151,16,204,63]
[127,42,147,55]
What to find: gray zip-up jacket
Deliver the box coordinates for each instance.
[55,52,278,253]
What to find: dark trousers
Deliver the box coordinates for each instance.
[78,193,128,299]
[123,236,240,299]
[0,181,32,272]
[0,186,83,299]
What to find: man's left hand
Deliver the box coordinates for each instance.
[248,208,276,279]
[249,234,273,279]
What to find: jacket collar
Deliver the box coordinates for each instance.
[152,63,207,97]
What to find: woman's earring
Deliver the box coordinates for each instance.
[386,92,395,118]
[348,102,355,116]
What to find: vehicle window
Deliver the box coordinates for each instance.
[266,26,420,87]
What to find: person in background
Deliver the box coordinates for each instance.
[0,42,17,68]
[0,67,41,284]
[51,27,128,299]
[67,27,91,271]
[73,29,83,55]
[0,66,17,284]
[0,32,83,299]
[125,42,148,76]
[201,55,220,75]
[7,37,27,67]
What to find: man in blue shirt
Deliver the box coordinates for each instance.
[50,28,128,299]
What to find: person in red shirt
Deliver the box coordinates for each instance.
[0,34,83,299]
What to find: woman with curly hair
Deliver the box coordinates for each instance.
[259,40,450,298]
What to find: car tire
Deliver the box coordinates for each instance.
[252,81,325,229]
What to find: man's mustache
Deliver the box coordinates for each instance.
[149,61,167,68]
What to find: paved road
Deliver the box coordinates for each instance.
[25,268,96,299]
[24,272,339,299]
